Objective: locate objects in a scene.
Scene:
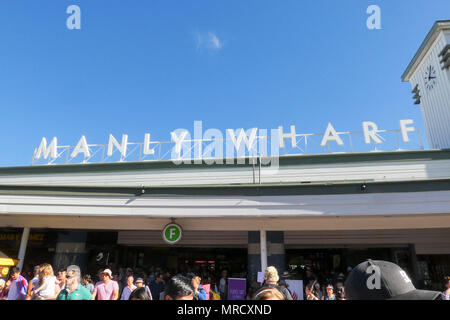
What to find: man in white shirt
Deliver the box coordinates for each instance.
[120,276,136,300]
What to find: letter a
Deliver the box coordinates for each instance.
[66,5,81,30]
[320,123,344,147]
[366,265,381,290]
[366,5,381,30]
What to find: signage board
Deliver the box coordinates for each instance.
[162,223,183,244]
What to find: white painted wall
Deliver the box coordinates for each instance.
[0,158,449,187]
[409,29,450,149]
[1,191,450,218]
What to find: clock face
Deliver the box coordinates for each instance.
[424,65,437,90]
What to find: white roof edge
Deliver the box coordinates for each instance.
[402,20,450,82]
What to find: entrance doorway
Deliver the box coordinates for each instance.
[286,247,414,284]
[117,246,247,280]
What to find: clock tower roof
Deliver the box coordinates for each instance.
[402,20,450,82]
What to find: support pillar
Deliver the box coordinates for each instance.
[267,231,286,276]
[17,227,30,271]
[247,231,261,281]
[260,229,267,272]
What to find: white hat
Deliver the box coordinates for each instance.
[264,266,279,282]
[101,269,113,278]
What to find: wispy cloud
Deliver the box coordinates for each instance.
[195,32,223,51]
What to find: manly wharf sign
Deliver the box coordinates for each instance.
[31,120,424,167]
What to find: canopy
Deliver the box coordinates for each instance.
[0,251,18,266]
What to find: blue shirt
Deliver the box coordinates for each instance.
[149,280,165,300]
[197,284,207,300]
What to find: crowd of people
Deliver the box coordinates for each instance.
[0,262,449,300]
[0,263,228,300]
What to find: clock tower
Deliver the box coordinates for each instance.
[402,20,450,149]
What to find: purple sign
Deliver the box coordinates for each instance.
[227,278,246,300]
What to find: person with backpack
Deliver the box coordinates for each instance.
[254,266,293,300]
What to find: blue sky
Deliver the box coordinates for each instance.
[0,0,449,166]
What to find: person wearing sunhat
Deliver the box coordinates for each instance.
[92,268,119,300]
[254,266,293,300]
[345,260,441,300]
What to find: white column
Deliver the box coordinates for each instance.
[17,227,30,271]
[260,229,268,272]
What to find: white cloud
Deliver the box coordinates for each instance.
[195,32,223,51]
[207,32,222,49]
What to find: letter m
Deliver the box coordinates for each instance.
[34,137,58,159]
[222,305,232,315]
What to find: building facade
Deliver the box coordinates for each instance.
[1,20,450,291]
[1,149,450,289]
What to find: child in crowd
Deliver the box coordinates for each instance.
[32,263,58,300]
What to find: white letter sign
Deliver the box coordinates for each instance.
[278,125,297,148]
[107,134,128,158]
[400,119,415,143]
[71,135,90,158]
[320,123,344,147]
[171,130,189,155]
[227,128,258,152]
[35,137,58,159]
[143,133,155,155]
[362,121,383,145]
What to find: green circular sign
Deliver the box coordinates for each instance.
[162,223,183,244]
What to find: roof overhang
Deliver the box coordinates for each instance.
[402,20,450,82]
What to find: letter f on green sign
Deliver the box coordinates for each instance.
[164,224,181,243]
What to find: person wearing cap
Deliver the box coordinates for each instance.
[120,275,136,300]
[92,268,119,300]
[135,277,153,300]
[57,265,92,300]
[345,260,441,300]
[254,266,293,300]
[322,284,336,300]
